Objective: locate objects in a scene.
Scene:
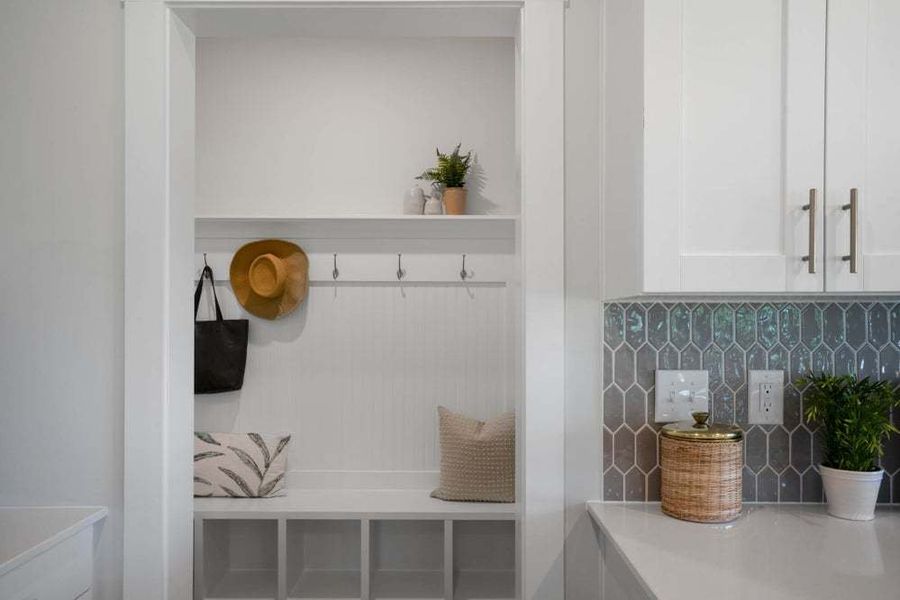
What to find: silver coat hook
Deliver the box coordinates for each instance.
[332,253,339,280]
[397,253,406,281]
[460,254,472,281]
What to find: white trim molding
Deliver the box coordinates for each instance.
[520,2,566,599]
[124,2,195,599]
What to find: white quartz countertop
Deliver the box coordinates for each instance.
[0,506,107,577]
[587,502,900,600]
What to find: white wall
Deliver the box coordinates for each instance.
[196,36,518,216]
[194,34,518,488]
[0,1,123,598]
[195,277,515,488]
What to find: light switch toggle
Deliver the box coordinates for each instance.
[654,370,709,423]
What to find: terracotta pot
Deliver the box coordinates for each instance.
[443,187,467,215]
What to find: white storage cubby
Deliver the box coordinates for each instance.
[194,492,519,600]
[201,519,279,599]
[370,520,445,600]
[287,520,361,599]
[452,521,515,600]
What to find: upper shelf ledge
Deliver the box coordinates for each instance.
[195,215,519,240]
[169,3,527,40]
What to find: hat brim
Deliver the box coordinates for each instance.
[230,240,309,320]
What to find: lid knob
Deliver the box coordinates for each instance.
[691,411,710,428]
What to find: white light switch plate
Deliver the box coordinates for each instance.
[749,370,784,424]
[654,370,709,423]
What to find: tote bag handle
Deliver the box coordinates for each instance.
[194,265,224,321]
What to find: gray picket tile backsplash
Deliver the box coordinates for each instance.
[602,302,900,503]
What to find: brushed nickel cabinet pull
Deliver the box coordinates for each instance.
[801,188,816,274]
[841,188,858,274]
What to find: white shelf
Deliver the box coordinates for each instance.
[195,215,518,241]
[194,490,518,521]
[170,5,520,40]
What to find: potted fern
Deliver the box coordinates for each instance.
[416,143,472,215]
[799,373,900,520]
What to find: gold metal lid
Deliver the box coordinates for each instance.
[660,412,743,442]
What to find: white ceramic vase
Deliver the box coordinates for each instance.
[403,186,425,214]
[819,464,883,521]
[423,194,443,215]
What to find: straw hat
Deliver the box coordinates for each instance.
[230,240,309,320]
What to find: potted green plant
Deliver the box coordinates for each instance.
[416,143,472,215]
[799,373,900,520]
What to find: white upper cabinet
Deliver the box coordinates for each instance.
[606,0,900,297]
[604,0,827,297]
[825,0,900,292]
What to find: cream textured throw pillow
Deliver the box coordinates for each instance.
[194,432,291,498]
[431,406,515,503]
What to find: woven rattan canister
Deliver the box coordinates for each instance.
[660,412,743,523]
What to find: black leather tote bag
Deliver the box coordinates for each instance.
[194,265,249,394]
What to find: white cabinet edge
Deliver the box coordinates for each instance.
[0,506,108,578]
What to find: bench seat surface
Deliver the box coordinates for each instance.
[194,489,518,520]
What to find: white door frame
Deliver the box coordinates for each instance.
[123,2,566,598]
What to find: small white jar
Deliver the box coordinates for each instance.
[423,193,443,215]
[403,186,426,214]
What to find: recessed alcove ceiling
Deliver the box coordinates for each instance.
[169,4,522,39]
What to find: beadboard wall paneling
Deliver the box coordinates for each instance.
[196,36,518,217]
[602,302,900,504]
[196,282,514,488]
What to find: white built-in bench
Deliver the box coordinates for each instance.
[194,489,518,600]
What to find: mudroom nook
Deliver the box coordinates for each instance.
[123,2,565,599]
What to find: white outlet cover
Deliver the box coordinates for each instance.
[654,370,709,423]
[749,370,785,424]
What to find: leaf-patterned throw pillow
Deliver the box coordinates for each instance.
[194,432,291,498]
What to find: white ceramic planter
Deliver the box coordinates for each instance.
[820,464,883,521]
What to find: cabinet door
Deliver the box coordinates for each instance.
[825,0,900,292]
[644,0,826,293]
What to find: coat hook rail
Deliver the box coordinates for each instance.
[195,252,508,284]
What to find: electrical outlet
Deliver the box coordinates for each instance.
[749,370,784,424]
[654,370,709,423]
